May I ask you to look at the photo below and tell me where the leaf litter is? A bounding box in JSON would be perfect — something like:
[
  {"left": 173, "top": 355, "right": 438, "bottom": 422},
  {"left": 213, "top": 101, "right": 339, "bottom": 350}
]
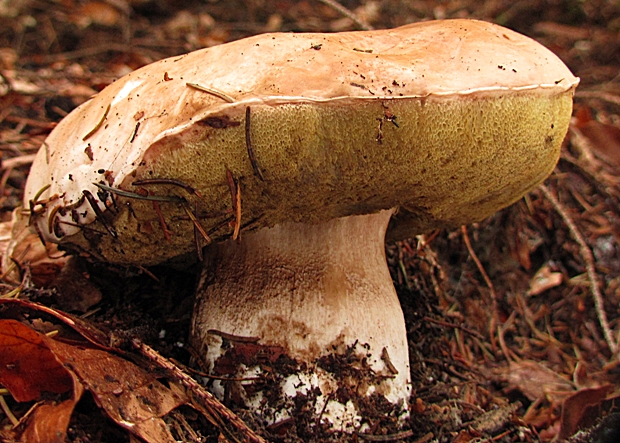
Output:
[{"left": 1, "top": 0, "right": 620, "bottom": 442}]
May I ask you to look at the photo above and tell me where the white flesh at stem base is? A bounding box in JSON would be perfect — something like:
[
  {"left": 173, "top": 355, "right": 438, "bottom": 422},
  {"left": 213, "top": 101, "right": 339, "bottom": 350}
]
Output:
[{"left": 191, "top": 208, "right": 411, "bottom": 430}]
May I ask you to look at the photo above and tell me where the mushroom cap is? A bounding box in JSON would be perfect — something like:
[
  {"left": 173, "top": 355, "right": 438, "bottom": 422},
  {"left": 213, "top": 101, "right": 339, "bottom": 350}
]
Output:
[{"left": 25, "top": 19, "right": 578, "bottom": 265}]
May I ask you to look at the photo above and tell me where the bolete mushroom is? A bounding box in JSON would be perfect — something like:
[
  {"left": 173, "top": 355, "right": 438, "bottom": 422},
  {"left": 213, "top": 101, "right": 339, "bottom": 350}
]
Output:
[{"left": 23, "top": 19, "right": 578, "bottom": 433}]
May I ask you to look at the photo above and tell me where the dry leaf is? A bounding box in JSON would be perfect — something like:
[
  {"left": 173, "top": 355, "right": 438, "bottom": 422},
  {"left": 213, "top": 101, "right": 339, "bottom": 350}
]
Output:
[
  {"left": 2, "top": 208, "right": 69, "bottom": 286},
  {"left": 0, "top": 298, "right": 110, "bottom": 348},
  {"left": 574, "top": 104, "right": 620, "bottom": 169},
  {"left": 46, "top": 338, "right": 186, "bottom": 443},
  {"left": 0, "top": 318, "right": 188, "bottom": 443},
  {"left": 558, "top": 385, "right": 615, "bottom": 440},
  {"left": 70, "top": 1, "right": 122, "bottom": 28},
  {"left": 0, "top": 319, "right": 83, "bottom": 443},
  {"left": 0, "top": 319, "right": 73, "bottom": 401},
  {"left": 19, "top": 386, "right": 84, "bottom": 443},
  {"left": 528, "top": 263, "right": 564, "bottom": 296},
  {"left": 496, "top": 360, "right": 574, "bottom": 402},
  {"left": 579, "top": 120, "right": 620, "bottom": 169}
]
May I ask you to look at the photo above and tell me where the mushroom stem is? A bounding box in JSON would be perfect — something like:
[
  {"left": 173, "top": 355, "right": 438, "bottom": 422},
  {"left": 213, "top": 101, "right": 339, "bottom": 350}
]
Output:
[{"left": 191, "top": 209, "right": 410, "bottom": 430}]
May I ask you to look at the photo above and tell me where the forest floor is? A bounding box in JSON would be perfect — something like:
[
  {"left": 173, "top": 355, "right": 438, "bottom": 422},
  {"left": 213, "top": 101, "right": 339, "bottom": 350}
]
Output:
[{"left": 1, "top": 1, "right": 620, "bottom": 442}]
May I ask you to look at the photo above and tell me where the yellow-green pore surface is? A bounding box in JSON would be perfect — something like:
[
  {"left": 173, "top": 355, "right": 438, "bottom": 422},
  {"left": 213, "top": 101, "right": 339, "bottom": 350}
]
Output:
[{"left": 68, "top": 91, "right": 572, "bottom": 265}]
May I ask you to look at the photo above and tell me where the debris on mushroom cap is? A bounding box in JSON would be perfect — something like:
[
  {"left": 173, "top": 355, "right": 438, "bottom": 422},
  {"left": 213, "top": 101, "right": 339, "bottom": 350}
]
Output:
[{"left": 24, "top": 19, "right": 579, "bottom": 265}]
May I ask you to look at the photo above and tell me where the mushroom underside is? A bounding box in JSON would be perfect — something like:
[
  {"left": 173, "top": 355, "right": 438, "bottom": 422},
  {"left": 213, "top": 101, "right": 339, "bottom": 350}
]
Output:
[{"left": 40, "top": 91, "right": 572, "bottom": 265}]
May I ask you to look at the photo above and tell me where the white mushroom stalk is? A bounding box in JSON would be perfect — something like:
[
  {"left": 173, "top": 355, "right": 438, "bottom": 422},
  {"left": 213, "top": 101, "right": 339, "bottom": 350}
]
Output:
[
  {"left": 193, "top": 209, "right": 409, "bottom": 429},
  {"left": 20, "top": 20, "right": 578, "bottom": 435}
]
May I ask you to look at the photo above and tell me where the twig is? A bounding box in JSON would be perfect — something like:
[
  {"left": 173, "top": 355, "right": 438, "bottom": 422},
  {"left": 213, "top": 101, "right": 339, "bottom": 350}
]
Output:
[
  {"left": 207, "top": 329, "right": 259, "bottom": 343},
  {"left": 423, "top": 316, "right": 485, "bottom": 340},
  {"left": 94, "top": 182, "right": 186, "bottom": 203},
  {"left": 132, "top": 178, "right": 203, "bottom": 198},
  {"left": 1, "top": 154, "right": 37, "bottom": 170},
  {"left": 461, "top": 225, "right": 499, "bottom": 349},
  {"left": 0, "top": 154, "right": 38, "bottom": 197},
  {"left": 357, "top": 429, "right": 415, "bottom": 441},
  {"left": 83, "top": 190, "right": 117, "bottom": 237},
  {"left": 3, "top": 115, "right": 57, "bottom": 129},
  {"left": 24, "top": 43, "right": 163, "bottom": 64},
  {"left": 152, "top": 200, "right": 171, "bottom": 242},
  {"left": 411, "top": 432, "right": 434, "bottom": 443},
  {"left": 316, "top": 0, "right": 373, "bottom": 30},
  {"left": 183, "top": 203, "right": 211, "bottom": 260},
  {"left": 132, "top": 340, "right": 268, "bottom": 443},
  {"left": 226, "top": 170, "right": 241, "bottom": 241},
  {"left": 539, "top": 184, "right": 618, "bottom": 356},
  {"left": 245, "top": 107, "right": 264, "bottom": 181},
  {"left": 575, "top": 90, "right": 620, "bottom": 107}
]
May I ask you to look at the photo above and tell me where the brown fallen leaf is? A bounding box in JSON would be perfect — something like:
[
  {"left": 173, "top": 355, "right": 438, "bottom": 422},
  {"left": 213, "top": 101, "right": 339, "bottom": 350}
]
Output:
[
  {"left": 557, "top": 385, "right": 615, "bottom": 441},
  {"left": 19, "top": 385, "right": 84, "bottom": 443},
  {"left": 574, "top": 104, "right": 620, "bottom": 169},
  {"left": 0, "top": 319, "right": 82, "bottom": 443},
  {"left": 0, "top": 319, "right": 187, "bottom": 443},
  {"left": 2, "top": 208, "right": 69, "bottom": 287},
  {"left": 46, "top": 338, "right": 186, "bottom": 443},
  {"left": 49, "top": 257, "right": 102, "bottom": 313},
  {"left": 0, "top": 319, "right": 73, "bottom": 401},
  {"left": 0, "top": 298, "right": 110, "bottom": 349},
  {"left": 495, "top": 360, "right": 574, "bottom": 403},
  {"left": 70, "top": 1, "right": 123, "bottom": 28}
]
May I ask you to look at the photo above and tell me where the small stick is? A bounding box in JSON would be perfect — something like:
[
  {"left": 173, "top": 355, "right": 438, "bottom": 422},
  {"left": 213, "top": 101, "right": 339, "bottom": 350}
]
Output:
[
  {"left": 176, "top": 361, "right": 261, "bottom": 382},
  {"left": 136, "top": 265, "right": 160, "bottom": 282},
  {"left": 83, "top": 190, "right": 117, "bottom": 237},
  {"left": 94, "top": 182, "right": 186, "bottom": 203},
  {"left": 245, "top": 107, "right": 264, "bottom": 181},
  {"left": 207, "top": 329, "right": 260, "bottom": 344},
  {"left": 152, "top": 201, "right": 171, "bottom": 242},
  {"left": 461, "top": 225, "right": 498, "bottom": 350},
  {"left": 380, "top": 347, "right": 398, "bottom": 375},
  {"left": 207, "top": 215, "right": 235, "bottom": 237},
  {"left": 182, "top": 203, "right": 212, "bottom": 246},
  {"left": 186, "top": 82, "right": 235, "bottom": 103},
  {"left": 129, "top": 121, "right": 140, "bottom": 143},
  {"left": 233, "top": 179, "right": 241, "bottom": 241},
  {"left": 423, "top": 316, "right": 486, "bottom": 340},
  {"left": 412, "top": 432, "right": 435, "bottom": 443},
  {"left": 131, "top": 340, "right": 267, "bottom": 443},
  {"left": 82, "top": 103, "right": 111, "bottom": 141},
  {"left": 0, "top": 154, "right": 37, "bottom": 198},
  {"left": 225, "top": 170, "right": 242, "bottom": 241},
  {"left": 575, "top": 90, "right": 620, "bottom": 107},
  {"left": 539, "top": 184, "right": 618, "bottom": 356},
  {"left": 188, "top": 205, "right": 203, "bottom": 261},
  {"left": 316, "top": 0, "right": 373, "bottom": 30},
  {"left": 357, "top": 429, "right": 415, "bottom": 441},
  {"left": 3, "top": 115, "right": 58, "bottom": 129},
  {"left": 57, "top": 220, "right": 107, "bottom": 235},
  {"left": 132, "top": 178, "right": 203, "bottom": 198}
]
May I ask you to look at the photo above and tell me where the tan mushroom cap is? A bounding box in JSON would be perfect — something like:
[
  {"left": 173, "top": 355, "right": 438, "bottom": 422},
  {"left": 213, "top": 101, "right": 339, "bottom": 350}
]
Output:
[{"left": 25, "top": 19, "right": 578, "bottom": 265}]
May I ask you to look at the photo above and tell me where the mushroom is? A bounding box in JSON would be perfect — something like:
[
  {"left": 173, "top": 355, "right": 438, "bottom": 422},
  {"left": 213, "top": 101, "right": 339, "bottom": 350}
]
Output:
[{"left": 23, "top": 20, "right": 578, "bottom": 433}]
